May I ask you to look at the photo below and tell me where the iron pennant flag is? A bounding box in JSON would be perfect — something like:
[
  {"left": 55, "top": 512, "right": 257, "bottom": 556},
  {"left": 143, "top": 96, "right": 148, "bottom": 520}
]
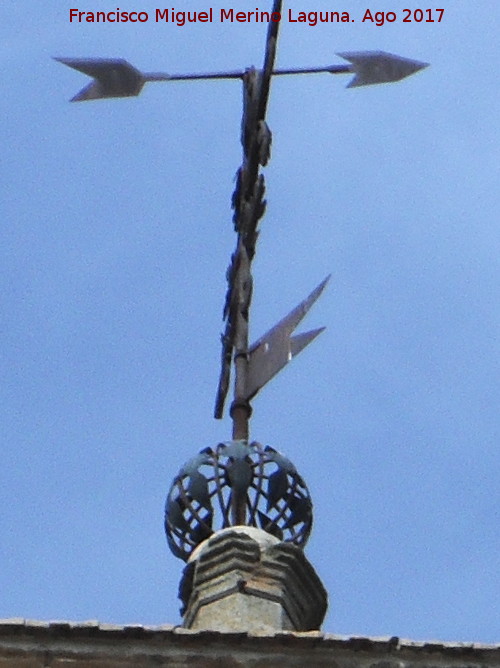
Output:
[{"left": 244, "top": 275, "right": 330, "bottom": 401}]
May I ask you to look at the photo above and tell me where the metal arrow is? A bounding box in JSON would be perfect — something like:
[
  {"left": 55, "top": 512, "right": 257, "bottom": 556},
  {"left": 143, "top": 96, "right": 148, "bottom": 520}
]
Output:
[
  {"left": 337, "top": 51, "right": 429, "bottom": 88},
  {"left": 53, "top": 57, "right": 150, "bottom": 101},
  {"left": 54, "top": 51, "right": 429, "bottom": 102}
]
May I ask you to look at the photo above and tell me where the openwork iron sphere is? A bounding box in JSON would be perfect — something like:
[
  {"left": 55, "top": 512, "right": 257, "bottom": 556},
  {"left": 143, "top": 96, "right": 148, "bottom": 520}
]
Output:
[{"left": 165, "top": 440, "right": 313, "bottom": 561}]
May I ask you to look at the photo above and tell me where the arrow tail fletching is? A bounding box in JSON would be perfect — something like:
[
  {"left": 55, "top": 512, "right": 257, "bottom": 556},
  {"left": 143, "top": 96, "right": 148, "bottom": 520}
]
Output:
[{"left": 55, "top": 56, "right": 145, "bottom": 101}]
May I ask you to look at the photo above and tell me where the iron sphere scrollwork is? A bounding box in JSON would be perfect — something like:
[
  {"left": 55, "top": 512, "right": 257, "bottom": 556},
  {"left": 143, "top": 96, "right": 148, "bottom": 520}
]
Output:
[{"left": 164, "top": 440, "right": 313, "bottom": 561}]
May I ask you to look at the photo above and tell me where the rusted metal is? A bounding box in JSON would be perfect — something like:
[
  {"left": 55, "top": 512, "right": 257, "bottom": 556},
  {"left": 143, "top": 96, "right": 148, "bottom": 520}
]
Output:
[
  {"left": 165, "top": 441, "right": 313, "bottom": 561},
  {"left": 214, "top": 0, "right": 283, "bottom": 423},
  {"left": 230, "top": 241, "right": 252, "bottom": 441},
  {"left": 212, "top": 3, "right": 286, "bottom": 538}
]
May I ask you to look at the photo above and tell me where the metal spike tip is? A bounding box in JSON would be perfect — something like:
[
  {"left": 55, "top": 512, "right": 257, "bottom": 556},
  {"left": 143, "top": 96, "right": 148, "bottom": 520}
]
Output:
[{"left": 337, "top": 51, "right": 429, "bottom": 88}]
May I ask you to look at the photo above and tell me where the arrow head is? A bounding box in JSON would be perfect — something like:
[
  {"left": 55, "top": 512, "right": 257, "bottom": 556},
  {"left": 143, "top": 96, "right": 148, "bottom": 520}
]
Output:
[
  {"left": 337, "top": 51, "right": 429, "bottom": 88},
  {"left": 54, "top": 57, "right": 146, "bottom": 101}
]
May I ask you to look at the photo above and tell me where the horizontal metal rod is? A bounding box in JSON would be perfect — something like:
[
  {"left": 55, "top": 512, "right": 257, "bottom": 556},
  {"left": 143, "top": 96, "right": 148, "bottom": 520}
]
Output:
[
  {"left": 273, "top": 64, "right": 351, "bottom": 76},
  {"left": 145, "top": 64, "right": 351, "bottom": 83}
]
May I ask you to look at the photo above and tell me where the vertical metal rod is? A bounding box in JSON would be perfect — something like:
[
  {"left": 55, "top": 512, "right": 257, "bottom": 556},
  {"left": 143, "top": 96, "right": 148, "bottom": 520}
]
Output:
[{"left": 228, "top": 0, "right": 283, "bottom": 524}]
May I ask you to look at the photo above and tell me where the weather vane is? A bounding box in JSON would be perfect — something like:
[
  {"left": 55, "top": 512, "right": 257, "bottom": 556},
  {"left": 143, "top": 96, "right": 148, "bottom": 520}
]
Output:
[{"left": 56, "top": 0, "right": 428, "bottom": 564}]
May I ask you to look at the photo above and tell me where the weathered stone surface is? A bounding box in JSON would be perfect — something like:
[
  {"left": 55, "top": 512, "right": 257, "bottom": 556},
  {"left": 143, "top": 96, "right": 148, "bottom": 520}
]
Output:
[
  {"left": 180, "top": 527, "right": 328, "bottom": 632},
  {"left": 0, "top": 621, "right": 499, "bottom": 668}
]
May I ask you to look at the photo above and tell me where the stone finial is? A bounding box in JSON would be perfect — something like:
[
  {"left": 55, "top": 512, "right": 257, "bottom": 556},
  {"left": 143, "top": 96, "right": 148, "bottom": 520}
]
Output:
[{"left": 179, "top": 527, "right": 328, "bottom": 633}]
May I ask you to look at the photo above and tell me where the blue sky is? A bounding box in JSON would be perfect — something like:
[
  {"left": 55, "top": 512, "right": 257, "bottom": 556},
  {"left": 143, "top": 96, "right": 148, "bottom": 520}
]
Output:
[{"left": 1, "top": 0, "right": 499, "bottom": 643}]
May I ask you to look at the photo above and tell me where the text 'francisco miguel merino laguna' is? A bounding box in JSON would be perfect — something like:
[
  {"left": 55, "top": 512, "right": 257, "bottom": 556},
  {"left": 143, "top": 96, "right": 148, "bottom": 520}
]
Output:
[{"left": 69, "top": 8, "right": 354, "bottom": 25}]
